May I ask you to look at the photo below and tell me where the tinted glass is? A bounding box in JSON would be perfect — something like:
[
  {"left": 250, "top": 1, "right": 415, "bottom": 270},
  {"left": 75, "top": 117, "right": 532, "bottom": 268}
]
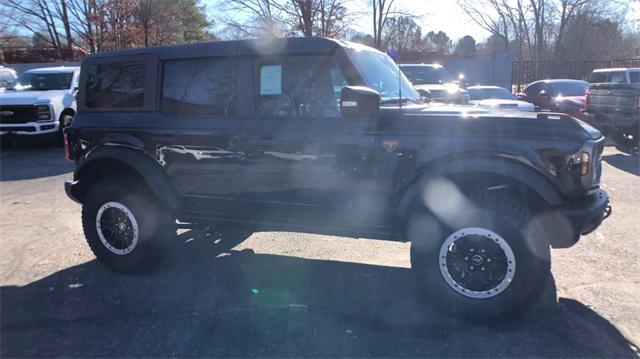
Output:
[
  {"left": 254, "top": 55, "right": 347, "bottom": 118},
  {"left": 468, "top": 87, "right": 514, "bottom": 100},
  {"left": 85, "top": 62, "right": 145, "bottom": 108},
  {"left": 162, "top": 58, "right": 236, "bottom": 117},
  {"left": 11, "top": 72, "right": 73, "bottom": 91},
  {"left": 630, "top": 71, "right": 640, "bottom": 84},
  {"left": 589, "top": 72, "right": 607, "bottom": 83},
  {"left": 400, "top": 66, "right": 453, "bottom": 85},
  {"left": 550, "top": 81, "right": 588, "bottom": 97}
]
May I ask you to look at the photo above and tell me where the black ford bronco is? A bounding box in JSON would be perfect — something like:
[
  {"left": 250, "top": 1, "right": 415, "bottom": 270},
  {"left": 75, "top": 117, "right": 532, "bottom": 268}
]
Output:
[{"left": 64, "top": 38, "right": 610, "bottom": 317}]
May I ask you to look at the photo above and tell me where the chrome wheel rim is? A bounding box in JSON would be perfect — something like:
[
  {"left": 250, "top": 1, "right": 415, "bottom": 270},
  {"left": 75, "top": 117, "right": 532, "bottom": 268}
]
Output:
[
  {"left": 96, "top": 201, "right": 139, "bottom": 255},
  {"left": 438, "top": 227, "right": 516, "bottom": 299}
]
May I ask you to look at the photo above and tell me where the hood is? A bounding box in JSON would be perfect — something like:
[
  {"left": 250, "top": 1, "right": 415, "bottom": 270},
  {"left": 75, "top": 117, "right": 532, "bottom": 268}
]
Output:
[
  {"left": 470, "top": 99, "right": 535, "bottom": 111},
  {"left": 0, "top": 90, "right": 69, "bottom": 105},
  {"left": 415, "top": 104, "right": 601, "bottom": 140}
]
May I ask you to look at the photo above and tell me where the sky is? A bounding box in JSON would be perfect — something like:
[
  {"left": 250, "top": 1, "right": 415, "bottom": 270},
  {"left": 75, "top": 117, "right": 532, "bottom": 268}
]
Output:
[
  {"left": 204, "top": 0, "right": 493, "bottom": 41},
  {"left": 346, "top": 0, "right": 492, "bottom": 41}
]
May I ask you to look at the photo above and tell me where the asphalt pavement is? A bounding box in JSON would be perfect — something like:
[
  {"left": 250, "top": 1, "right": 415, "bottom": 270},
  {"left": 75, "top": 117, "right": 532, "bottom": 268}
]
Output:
[{"left": 0, "top": 143, "right": 638, "bottom": 357}]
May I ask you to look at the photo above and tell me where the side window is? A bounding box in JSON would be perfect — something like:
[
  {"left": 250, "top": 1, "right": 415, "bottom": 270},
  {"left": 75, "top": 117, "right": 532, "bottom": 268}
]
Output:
[
  {"left": 161, "top": 57, "right": 237, "bottom": 117},
  {"left": 630, "top": 71, "right": 640, "bottom": 84},
  {"left": 85, "top": 61, "right": 145, "bottom": 108},
  {"left": 254, "top": 55, "right": 347, "bottom": 118}
]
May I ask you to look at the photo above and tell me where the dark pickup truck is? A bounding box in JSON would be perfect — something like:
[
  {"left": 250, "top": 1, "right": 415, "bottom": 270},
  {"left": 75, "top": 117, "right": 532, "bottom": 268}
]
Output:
[
  {"left": 585, "top": 83, "right": 640, "bottom": 154},
  {"left": 64, "top": 37, "right": 610, "bottom": 318}
]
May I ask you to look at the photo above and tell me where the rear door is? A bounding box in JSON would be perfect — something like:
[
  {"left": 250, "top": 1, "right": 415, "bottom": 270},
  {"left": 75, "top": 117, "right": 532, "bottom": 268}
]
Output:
[
  {"left": 155, "top": 45, "right": 244, "bottom": 218},
  {"left": 239, "top": 52, "right": 385, "bottom": 228}
]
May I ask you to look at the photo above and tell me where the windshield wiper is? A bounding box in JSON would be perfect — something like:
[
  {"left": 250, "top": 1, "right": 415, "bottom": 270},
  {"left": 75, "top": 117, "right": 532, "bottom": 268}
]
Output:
[{"left": 380, "top": 97, "right": 421, "bottom": 105}]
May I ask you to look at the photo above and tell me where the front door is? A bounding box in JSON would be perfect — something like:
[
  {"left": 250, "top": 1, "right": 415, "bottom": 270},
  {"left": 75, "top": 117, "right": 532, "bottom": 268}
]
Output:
[{"left": 240, "top": 53, "right": 386, "bottom": 229}]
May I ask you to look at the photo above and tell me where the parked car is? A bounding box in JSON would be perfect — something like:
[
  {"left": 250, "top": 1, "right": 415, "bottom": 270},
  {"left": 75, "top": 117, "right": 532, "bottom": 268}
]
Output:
[
  {"left": 584, "top": 76, "right": 640, "bottom": 153},
  {"left": 399, "top": 64, "right": 470, "bottom": 104},
  {"left": 64, "top": 38, "right": 610, "bottom": 319},
  {"left": 516, "top": 79, "right": 589, "bottom": 120},
  {"left": 0, "top": 66, "right": 80, "bottom": 141},
  {"left": 589, "top": 67, "right": 640, "bottom": 84},
  {"left": 0, "top": 66, "right": 17, "bottom": 93},
  {"left": 468, "top": 85, "right": 535, "bottom": 111}
]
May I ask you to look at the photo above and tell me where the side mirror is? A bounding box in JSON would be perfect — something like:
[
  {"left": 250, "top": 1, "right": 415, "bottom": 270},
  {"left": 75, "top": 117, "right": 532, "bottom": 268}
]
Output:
[
  {"left": 340, "top": 86, "right": 380, "bottom": 118},
  {"left": 516, "top": 93, "right": 527, "bottom": 101}
]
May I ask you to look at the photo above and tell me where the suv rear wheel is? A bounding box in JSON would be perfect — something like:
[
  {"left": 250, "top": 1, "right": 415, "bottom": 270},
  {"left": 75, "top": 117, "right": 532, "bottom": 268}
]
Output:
[
  {"left": 82, "top": 176, "right": 175, "bottom": 273},
  {"left": 407, "top": 192, "right": 551, "bottom": 318}
]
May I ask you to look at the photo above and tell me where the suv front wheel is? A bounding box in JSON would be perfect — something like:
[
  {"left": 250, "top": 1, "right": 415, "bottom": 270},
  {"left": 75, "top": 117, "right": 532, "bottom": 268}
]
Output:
[
  {"left": 407, "top": 192, "right": 551, "bottom": 318},
  {"left": 82, "top": 176, "right": 175, "bottom": 273}
]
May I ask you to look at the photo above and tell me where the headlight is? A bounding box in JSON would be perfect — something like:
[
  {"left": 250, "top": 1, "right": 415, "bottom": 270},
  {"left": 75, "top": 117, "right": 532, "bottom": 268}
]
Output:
[
  {"left": 36, "top": 104, "right": 51, "bottom": 121},
  {"left": 570, "top": 151, "right": 590, "bottom": 175}
]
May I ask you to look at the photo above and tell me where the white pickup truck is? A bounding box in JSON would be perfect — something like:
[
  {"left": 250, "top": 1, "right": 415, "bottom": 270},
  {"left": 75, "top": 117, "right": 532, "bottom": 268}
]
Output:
[{"left": 0, "top": 66, "right": 80, "bottom": 140}]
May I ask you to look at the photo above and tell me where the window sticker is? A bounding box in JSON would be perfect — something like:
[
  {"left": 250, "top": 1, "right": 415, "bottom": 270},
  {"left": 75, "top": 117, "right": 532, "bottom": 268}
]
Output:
[{"left": 260, "top": 65, "right": 282, "bottom": 95}]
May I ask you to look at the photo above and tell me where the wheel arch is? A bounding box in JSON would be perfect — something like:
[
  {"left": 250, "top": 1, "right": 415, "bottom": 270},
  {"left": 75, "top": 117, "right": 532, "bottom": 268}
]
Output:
[
  {"left": 396, "top": 156, "right": 564, "bottom": 220},
  {"left": 59, "top": 108, "right": 76, "bottom": 119},
  {"left": 73, "top": 146, "right": 181, "bottom": 211}
]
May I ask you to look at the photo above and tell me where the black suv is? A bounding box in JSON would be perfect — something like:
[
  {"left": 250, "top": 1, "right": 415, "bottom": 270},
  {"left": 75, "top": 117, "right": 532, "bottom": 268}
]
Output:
[{"left": 64, "top": 38, "right": 610, "bottom": 317}]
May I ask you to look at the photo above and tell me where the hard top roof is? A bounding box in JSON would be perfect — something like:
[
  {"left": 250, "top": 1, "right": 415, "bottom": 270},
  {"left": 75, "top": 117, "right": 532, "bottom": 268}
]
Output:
[
  {"left": 592, "top": 67, "right": 639, "bottom": 72},
  {"left": 84, "top": 37, "right": 382, "bottom": 61}
]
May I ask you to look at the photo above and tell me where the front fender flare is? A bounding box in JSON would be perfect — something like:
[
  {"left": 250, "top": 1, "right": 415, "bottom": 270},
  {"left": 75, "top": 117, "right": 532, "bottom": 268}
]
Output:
[{"left": 396, "top": 157, "right": 564, "bottom": 218}]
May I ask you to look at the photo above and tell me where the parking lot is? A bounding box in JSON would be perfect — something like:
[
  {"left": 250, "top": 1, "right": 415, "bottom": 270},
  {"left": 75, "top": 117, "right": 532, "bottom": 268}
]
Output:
[{"left": 0, "top": 144, "right": 638, "bottom": 357}]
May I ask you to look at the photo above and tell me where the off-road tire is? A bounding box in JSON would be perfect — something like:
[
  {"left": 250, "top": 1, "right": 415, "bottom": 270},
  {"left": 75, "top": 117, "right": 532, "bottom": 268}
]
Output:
[
  {"left": 408, "top": 191, "right": 551, "bottom": 319},
  {"left": 611, "top": 126, "right": 640, "bottom": 155},
  {"left": 82, "top": 176, "right": 176, "bottom": 273}
]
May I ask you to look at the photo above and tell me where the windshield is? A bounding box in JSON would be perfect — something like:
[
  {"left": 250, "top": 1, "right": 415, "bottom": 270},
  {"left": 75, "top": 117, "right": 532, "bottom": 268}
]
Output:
[
  {"left": 349, "top": 50, "right": 421, "bottom": 103},
  {"left": 400, "top": 65, "right": 453, "bottom": 85},
  {"left": 0, "top": 70, "right": 16, "bottom": 86},
  {"left": 10, "top": 72, "right": 73, "bottom": 91},
  {"left": 550, "top": 81, "right": 588, "bottom": 97},
  {"left": 468, "top": 87, "right": 515, "bottom": 101}
]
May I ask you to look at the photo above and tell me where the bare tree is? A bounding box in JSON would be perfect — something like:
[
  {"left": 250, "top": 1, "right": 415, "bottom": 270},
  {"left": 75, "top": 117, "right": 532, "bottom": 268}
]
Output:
[
  {"left": 371, "top": 0, "right": 397, "bottom": 49},
  {"left": 221, "top": 0, "right": 282, "bottom": 37}
]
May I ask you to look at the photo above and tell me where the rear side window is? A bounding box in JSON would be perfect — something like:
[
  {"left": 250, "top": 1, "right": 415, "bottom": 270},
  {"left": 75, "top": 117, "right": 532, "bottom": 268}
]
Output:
[
  {"left": 630, "top": 71, "right": 640, "bottom": 84},
  {"left": 161, "top": 58, "right": 237, "bottom": 117},
  {"left": 85, "top": 61, "right": 145, "bottom": 108},
  {"left": 590, "top": 72, "right": 607, "bottom": 83}
]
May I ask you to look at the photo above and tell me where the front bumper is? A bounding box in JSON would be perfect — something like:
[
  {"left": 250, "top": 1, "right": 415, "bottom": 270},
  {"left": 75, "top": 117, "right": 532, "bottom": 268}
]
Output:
[
  {"left": 0, "top": 121, "right": 59, "bottom": 136},
  {"left": 551, "top": 189, "right": 611, "bottom": 248},
  {"left": 65, "top": 180, "right": 83, "bottom": 204}
]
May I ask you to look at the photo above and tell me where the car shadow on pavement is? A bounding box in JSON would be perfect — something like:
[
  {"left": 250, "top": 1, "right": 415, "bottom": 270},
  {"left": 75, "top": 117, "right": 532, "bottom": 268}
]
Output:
[
  {"left": 1, "top": 227, "right": 637, "bottom": 357},
  {"left": 603, "top": 153, "right": 640, "bottom": 177},
  {"left": 0, "top": 143, "right": 72, "bottom": 181}
]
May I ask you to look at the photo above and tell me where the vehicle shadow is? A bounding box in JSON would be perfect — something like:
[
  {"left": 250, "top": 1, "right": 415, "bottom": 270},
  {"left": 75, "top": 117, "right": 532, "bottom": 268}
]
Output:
[
  {"left": 603, "top": 153, "right": 640, "bottom": 177},
  {"left": 1, "top": 228, "right": 637, "bottom": 357},
  {"left": 0, "top": 143, "right": 72, "bottom": 181}
]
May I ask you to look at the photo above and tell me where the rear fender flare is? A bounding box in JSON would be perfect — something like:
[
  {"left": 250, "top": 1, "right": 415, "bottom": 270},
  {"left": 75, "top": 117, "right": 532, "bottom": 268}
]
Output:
[{"left": 74, "top": 146, "right": 181, "bottom": 211}]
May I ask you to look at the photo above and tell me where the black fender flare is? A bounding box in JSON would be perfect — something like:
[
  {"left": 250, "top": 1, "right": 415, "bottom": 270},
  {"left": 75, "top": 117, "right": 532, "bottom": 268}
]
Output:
[
  {"left": 396, "top": 157, "right": 564, "bottom": 218},
  {"left": 73, "top": 146, "right": 181, "bottom": 211}
]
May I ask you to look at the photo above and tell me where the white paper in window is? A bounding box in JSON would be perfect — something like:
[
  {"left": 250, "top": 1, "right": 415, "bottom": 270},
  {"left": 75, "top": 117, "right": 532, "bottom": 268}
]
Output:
[{"left": 260, "top": 65, "right": 282, "bottom": 95}]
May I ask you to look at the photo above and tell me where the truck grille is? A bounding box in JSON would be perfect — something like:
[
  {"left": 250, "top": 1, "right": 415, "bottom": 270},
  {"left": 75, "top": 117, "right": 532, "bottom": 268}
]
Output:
[{"left": 0, "top": 105, "right": 37, "bottom": 124}]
